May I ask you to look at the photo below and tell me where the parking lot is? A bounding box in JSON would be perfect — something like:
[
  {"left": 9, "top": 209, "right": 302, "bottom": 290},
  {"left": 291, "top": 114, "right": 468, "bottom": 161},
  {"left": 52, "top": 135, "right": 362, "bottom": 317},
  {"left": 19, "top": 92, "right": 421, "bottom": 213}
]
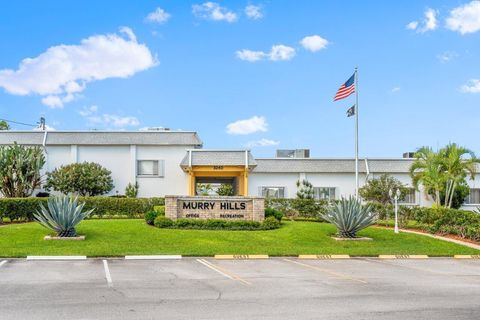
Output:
[{"left": 0, "top": 257, "right": 479, "bottom": 319}]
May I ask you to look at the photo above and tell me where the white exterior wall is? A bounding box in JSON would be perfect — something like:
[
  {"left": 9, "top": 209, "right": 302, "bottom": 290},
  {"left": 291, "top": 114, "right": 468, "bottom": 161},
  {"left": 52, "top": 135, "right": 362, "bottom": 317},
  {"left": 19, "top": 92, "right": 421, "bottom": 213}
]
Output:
[
  {"left": 136, "top": 146, "right": 189, "bottom": 197},
  {"left": 43, "top": 146, "right": 72, "bottom": 174},
  {"left": 248, "top": 171, "right": 437, "bottom": 208},
  {"left": 248, "top": 173, "right": 300, "bottom": 198},
  {"left": 461, "top": 175, "right": 480, "bottom": 211},
  {"left": 77, "top": 146, "right": 131, "bottom": 195},
  {"left": 39, "top": 144, "right": 192, "bottom": 197}
]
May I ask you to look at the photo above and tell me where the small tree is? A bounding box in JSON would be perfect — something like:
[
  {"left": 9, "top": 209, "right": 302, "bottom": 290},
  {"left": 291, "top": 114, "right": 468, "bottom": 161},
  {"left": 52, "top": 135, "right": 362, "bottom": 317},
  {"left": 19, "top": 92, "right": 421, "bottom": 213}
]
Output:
[
  {"left": 125, "top": 182, "right": 139, "bottom": 198},
  {"left": 0, "top": 143, "right": 45, "bottom": 197},
  {"left": 296, "top": 180, "right": 314, "bottom": 199},
  {"left": 359, "top": 174, "right": 407, "bottom": 205},
  {"left": 0, "top": 120, "right": 10, "bottom": 130},
  {"left": 196, "top": 183, "right": 212, "bottom": 196},
  {"left": 45, "top": 162, "right": 114, "bottom": 196},
  {"left": 217, "top": 184, "right": 234, "bottom": 196}
]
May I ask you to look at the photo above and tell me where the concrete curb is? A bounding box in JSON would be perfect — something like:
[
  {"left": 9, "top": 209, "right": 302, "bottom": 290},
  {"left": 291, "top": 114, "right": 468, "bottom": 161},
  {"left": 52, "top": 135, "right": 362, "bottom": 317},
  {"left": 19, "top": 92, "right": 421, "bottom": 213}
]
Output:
[
  {"left": 26, "top": 256, "right": 87, "bottom": 261},
  {"left": 214, "top": 255, "right": 269, "bottom": 260},
  {"left": 125, "top": 255, "right": 182, "bottom": 260},
  {"left": 298, "top": 255, "right": 350, "bottom": 259},
  {"left": 378, "top": 255, "right": 429, "bottom": 259},
  {"left": 454, "top": 255, "right": 480, "bottom": 259}
]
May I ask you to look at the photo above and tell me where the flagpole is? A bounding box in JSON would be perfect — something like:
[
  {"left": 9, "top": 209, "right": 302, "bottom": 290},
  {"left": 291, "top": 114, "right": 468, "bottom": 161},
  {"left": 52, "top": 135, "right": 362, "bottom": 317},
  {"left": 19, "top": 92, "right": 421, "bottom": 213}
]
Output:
[{"left": 354, "top": 67, "right": 359, "bottom": 198}]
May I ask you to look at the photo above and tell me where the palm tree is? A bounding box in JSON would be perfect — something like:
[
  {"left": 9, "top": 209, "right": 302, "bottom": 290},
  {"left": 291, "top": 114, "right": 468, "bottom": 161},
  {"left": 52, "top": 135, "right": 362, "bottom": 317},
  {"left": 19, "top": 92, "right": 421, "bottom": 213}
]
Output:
[
  {"left": 440, "top": 143, "right": 479, "bottom": 208},
  {"left": 409, "top": 147, "right": 445, "bottom": 207}
]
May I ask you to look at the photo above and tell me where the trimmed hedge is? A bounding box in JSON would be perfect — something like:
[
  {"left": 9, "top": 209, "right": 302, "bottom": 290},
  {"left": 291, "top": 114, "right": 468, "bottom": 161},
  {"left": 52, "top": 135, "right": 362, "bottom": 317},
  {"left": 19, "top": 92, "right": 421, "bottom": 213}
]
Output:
[
  {"left": 0, "top": 197, "right": 164, "bottom": 221},
  {"left": 153, "top": 216, "right": 281, "bottom": 230},
  {"left": 265, "top": 198, "right": 332, "bottom": 220}
]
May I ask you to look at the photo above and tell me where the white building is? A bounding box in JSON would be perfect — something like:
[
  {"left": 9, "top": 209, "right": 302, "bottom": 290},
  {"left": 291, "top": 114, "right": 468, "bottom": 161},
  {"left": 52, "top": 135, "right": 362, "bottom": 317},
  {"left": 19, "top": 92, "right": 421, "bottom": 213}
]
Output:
[{"left": 1, "top": 130, "right": 479, "bottom": 210}]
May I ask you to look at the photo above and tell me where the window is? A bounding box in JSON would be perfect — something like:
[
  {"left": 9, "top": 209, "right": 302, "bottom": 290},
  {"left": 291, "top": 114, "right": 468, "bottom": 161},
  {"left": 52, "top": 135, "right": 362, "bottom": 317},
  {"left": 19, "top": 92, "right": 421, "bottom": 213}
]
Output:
[
  {"left": 465, "top": 188, "right": 480, "bottom": 205},
  {"left": 400, "top": 188, "right": 416, "bottom": 204},
  {"left": 260, "top": 187, "right": 285, "bottom": 198},
  {"left": 313, "top": 187, "right": 336, "bottom": 200},
  {"left": 137, "top": 160, "right": 164, "bottom": 177}
]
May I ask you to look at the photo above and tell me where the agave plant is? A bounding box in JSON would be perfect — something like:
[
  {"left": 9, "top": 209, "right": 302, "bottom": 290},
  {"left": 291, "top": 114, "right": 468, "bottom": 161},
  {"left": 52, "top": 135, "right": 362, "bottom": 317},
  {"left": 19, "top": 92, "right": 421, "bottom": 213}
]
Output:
[
  {"left": 33, "top": 196, "right": 94, "bottom": 237},
  {"left": 321, "top": 196, "right": 377, "bottom": 238}
]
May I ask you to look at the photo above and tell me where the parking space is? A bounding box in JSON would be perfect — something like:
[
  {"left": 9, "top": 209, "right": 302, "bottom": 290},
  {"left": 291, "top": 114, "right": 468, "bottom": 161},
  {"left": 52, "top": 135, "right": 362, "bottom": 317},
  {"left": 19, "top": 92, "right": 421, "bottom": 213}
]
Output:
[{"left": 0, "top": 258, "right": 479, "bottom": 319}]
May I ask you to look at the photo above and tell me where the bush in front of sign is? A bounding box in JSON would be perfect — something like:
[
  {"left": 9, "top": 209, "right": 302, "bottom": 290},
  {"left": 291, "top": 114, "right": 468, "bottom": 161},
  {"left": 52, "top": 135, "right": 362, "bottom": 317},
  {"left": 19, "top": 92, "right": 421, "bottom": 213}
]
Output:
[
  {"left": 151, "top": 217, "right": 281, "bottom": 230},
  {"left": 145, "top": 211, "right": 158, "bottom": 225},
  {"left": 154, "top": 216, "right": 174, "bottom": 228},
  {"left": 261, "top": 217, "right": 281, "bottom": 230},
  {"left": 264, "top": 208, "right": 283, "bottom": 221}
]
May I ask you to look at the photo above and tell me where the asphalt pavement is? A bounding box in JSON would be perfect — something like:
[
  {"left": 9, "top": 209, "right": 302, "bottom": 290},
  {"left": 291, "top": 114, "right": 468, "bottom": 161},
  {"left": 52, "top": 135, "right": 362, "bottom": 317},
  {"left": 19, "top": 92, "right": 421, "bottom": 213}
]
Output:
[{"left": 0, "top": 257, "right": 479, "bottom": 319}]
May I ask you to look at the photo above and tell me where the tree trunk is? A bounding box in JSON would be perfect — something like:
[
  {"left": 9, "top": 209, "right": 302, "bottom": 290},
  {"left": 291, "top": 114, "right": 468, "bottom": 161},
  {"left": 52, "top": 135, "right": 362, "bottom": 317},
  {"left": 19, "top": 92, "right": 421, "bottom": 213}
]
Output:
[
  {"left": 444, "top": 180, "right": 452, "bottom": 208},
  {"left": 448, "top": 181, "right": 457, "bottom": 209}
]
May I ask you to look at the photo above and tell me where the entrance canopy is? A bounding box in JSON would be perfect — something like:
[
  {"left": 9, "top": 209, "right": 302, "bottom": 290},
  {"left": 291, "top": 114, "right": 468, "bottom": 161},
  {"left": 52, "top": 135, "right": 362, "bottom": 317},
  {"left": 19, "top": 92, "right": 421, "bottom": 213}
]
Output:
[{"left": 180, "top": 150, "right": 257, "bottom": 196}]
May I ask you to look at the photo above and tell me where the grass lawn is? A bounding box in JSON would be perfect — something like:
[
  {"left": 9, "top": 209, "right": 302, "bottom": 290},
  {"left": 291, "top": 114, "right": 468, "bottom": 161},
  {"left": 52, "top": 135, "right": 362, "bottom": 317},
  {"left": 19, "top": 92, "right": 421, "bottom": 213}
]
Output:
[{"left": 0, "top": 219, "right": 478, "bottom": 257}]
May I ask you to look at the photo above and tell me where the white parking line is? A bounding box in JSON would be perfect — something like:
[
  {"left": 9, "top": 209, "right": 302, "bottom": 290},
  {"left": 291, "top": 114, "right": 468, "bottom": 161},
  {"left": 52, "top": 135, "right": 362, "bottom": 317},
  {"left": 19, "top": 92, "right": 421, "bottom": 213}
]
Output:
[
  {"left": 103, "top": 259, "right": 113, "bottom": 287},
  {"left": 125, "top": 255, "right": 182, "bottom": 260},
  {"left": 27, "top": 256, "right": 87, "bottom": 261},
  {"left": 0, "top": 260, "right": 7, "bottom": 268},
  {"left": 196, "top": 258, "right": 251, "bottom": 285}
]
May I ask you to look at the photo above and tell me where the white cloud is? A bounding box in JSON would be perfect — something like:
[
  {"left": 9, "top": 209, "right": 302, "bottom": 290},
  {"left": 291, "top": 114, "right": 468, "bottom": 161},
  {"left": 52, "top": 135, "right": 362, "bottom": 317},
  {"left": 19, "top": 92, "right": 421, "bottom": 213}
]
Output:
[
  {"left": 78, "top": 105, "right": 140, "bottom": 127},
  {"left": 192, "top": 2, "right": 238, "bottom": 22},
  {"left": 269, "top": 45, "right": 296, "bottom": 61},
  {"left": 245, "top": 138, "right": 279, "bottom": 148},
  {"left": 245, "top": 4, "right": 263, "bottom": 20},
  {"left": 461, "top": 79, "right": 480, "bottom": 93},
  {"left": 437, "top": 51, "right": 458, "bottom": 63},
  {"left": 406, "top": 21, "right": 419, "bottom": 30},
  {"left": 391, "top": 87, "right": 401, "bottom": 93},
  {"left": 236, "top": 44, "right": 296, "bottom": 62},
  {"left": 145, "top": 7, "right": 171, "bottom": 24},
  {"left": 226, "top": 116, "right": 267, "bottom": 135},
  {"left": 236, "top": 49, "right": 266, "bottom": 62},
  {"left": 41, "top": 95, "right": 64, "bottom": 109},
  {"left": 407, "top": 8, "right": 438, "bottom": 33},
  {"left": 0, "top": 27, "right": 157, "bottom": 108},
  {"left": 78, "top": 105, "right": 98, "bottom": 116},
  {"left": 300, "top": 35, "right": 329, "bottom": 52},
  {"left": 446, "top": 1, "right": 480, "bottom": 34}
]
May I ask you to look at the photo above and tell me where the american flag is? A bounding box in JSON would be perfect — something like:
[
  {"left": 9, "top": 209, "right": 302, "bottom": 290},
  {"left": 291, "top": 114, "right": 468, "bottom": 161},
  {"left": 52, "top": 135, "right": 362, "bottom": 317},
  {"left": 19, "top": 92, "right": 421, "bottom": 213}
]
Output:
[{"left": 333, "top": 73, "right": 355, "bottom": 101}]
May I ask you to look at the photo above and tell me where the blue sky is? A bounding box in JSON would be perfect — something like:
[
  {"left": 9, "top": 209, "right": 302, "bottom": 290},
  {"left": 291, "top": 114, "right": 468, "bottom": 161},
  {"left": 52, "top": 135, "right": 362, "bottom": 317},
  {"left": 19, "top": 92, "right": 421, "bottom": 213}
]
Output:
[{"left": 1, "top": 1, "right": 480, "bottom": 157}]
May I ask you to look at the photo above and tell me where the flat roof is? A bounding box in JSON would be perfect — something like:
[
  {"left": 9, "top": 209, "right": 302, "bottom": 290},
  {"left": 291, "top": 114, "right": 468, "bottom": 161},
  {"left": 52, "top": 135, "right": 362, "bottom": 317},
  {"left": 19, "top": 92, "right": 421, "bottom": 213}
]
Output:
[{"left": 0, "top": 131, "right": 203, "bottom": 146}]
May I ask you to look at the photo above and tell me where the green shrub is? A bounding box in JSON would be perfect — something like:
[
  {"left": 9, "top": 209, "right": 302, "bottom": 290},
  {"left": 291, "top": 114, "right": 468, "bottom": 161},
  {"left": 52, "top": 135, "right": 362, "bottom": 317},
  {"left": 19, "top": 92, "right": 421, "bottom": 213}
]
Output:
[
  {"left": 154, "top": 216, "right": 174, "bottom": 228},
  {"left": 45, "top": 162, "right": 114, "bottom": 196},
  {"left": 265, "top": 198, "right": 331, "bottom": 219},
  {"left": 262, "top": 216, "right": 281, "bottom": 230},
  {"left": 216, "top": 184, "right": 234, "bottom": 196},
  {"left": 125, "top": 182, "right": 139, "bottom": 198},
  {"left": 373, "top": 203, "right": 480, "bottom": 242},
  {"left": 153, "top": 218, "right": 278, "bottom": 230},
  {"left": 265, "top": 207, "right": 283, "bottom": 221},
  {"left": 154, "top": 205, "right": 165, "bottom": 216},
  {"left": 144, "top": 211, "right": 158, "bottom": 225},
  {"left": 0, "top": 197, "right": 165, "bottom": 221}
]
